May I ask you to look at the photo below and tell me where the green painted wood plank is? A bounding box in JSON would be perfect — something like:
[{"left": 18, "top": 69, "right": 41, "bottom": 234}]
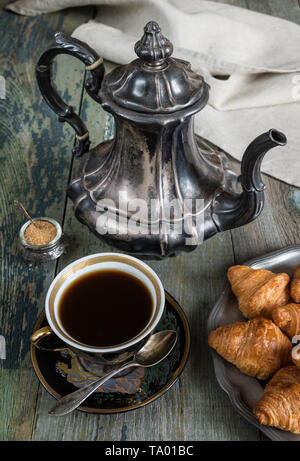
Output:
[{"left": 0, "top": 7, "right": 93, "bottom": 441}]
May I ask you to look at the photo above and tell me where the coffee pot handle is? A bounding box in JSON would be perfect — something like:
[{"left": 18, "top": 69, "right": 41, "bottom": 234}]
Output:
[{"left": 36, "top": 32, "right": 105, "bottom": 156}]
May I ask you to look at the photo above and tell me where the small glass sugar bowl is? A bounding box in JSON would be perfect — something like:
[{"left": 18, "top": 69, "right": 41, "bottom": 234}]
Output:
[{"left": 18, "top": 217, "right": 67, "bottom": 264}]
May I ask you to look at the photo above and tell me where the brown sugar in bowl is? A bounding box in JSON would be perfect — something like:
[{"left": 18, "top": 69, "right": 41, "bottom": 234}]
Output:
[
  {"left": 24, "top": 220, "right": 57, "bottom": 246},
  {"left": 18, "top": 217, "right": 66, "bottom": 263}
]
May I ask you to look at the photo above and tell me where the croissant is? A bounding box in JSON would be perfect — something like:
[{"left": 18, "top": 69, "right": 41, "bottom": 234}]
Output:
[
  {"left": 291, "top": 262, "right": 300, "bottom": 303},
  {"left": 254, "top": 365, "right": 300, "bottom": 433},
  {"left": 208, "top": 317, "right": 291, "bottom": 380},
  {"left": 272, "top": 303, "right": 300, "bottom": 339},
  {"left": 227, "top": 265, "right": 290, "bottom": 319}
]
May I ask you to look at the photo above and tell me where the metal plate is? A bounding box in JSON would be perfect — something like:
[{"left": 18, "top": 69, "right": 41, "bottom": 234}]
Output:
[{"left": 207, "top": 245, "right": 300, "bottom": 441}]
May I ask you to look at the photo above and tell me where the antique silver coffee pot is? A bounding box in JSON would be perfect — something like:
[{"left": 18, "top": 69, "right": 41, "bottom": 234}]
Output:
[{"left": 36, "top": 21, "right": 287, "bottom": 258}]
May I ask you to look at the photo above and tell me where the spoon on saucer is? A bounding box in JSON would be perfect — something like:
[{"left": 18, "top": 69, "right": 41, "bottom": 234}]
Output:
[{"left": 48, "top": 330, "right": 177, "bottom": 416}]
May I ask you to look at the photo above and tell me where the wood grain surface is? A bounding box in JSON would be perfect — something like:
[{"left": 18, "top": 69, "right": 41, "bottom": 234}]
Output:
[{"left": 0, "top": 0, "right": 299, "bottom": 441}]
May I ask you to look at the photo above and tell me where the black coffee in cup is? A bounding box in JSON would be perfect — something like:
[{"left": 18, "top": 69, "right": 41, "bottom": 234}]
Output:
[{"left": 58, "top": 269, "right": 153, "bottom": 347}]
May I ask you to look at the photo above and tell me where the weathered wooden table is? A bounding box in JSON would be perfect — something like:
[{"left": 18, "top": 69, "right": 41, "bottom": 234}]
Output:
[{"left": 0, "top": 0, "right": 299, "bottom": 441}]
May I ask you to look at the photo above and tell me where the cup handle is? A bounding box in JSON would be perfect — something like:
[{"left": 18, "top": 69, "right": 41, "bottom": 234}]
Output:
[{"left": 30, "top": 326, "right": 68, "bottom": 352}]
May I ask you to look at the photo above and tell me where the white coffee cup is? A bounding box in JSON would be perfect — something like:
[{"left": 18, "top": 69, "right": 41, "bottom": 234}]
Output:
[{"left": 31, "top": 253, "right": 165, "bottom": 365}]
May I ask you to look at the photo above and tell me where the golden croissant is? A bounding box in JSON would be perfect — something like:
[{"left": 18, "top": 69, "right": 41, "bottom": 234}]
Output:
[
  {"left": 227, "top": 265, "right": 290, "bottom": 319},
  {"left": 291, "top": 262, "right": 300, "bottom": 303},
  {"left": 208, "top": 317, "right": 291, "bottom": 380},
  {"left": 254, "top": 365, "right": 300, "bottom": 433},
  {"left": 272, "top": 303, "right": 300, "bottom": 339}
]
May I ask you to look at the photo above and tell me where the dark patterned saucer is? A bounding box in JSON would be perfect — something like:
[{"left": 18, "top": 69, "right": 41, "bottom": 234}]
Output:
[{"left": 30, "top": 291, "right": 190, "bottom": 414}]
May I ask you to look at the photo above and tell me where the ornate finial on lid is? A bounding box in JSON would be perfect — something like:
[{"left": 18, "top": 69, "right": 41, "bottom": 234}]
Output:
[{"left": 134, "top": 21, "right": 173, "bottom": 64}]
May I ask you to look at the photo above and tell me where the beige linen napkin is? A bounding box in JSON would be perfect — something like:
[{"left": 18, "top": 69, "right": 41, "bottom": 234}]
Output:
[{"left": 7, "top": 0, "right": 300, "bottom": 187}]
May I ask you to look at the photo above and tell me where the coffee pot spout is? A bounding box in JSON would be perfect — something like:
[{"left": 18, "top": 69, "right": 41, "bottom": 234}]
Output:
[{"left": 212, "top": 129, "right": 287, "bottom": 232}]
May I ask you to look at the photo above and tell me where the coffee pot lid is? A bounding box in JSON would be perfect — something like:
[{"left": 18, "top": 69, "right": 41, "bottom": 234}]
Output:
[{"left": 101, "top": 21, "right": 208, "bottom": 114}]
